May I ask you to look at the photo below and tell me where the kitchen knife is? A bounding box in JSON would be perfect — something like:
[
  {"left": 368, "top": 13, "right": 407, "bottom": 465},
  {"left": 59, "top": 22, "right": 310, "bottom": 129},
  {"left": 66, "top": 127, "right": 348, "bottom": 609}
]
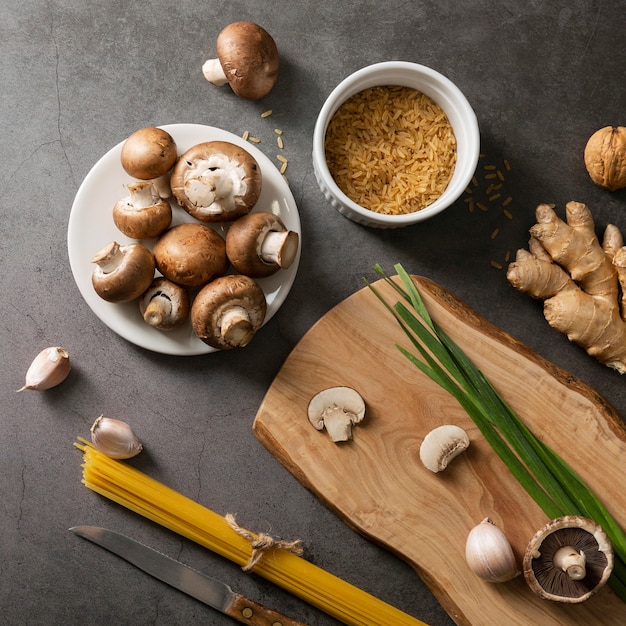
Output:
[{"left": 70, "top": 526, "right": 306, "bottom": 626}]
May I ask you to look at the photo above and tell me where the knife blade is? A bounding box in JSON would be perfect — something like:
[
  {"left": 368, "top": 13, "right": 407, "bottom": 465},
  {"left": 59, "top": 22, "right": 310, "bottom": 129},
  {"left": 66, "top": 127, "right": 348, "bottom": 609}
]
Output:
[{"left": 70, "top": 526, "right": 306, "bottom": 626}]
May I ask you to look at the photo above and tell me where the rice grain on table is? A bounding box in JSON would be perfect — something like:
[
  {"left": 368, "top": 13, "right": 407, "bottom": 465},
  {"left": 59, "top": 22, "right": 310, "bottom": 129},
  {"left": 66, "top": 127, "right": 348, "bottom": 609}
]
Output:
[{"left": 324, "top": 86, "right": 456, "bottom": 215}]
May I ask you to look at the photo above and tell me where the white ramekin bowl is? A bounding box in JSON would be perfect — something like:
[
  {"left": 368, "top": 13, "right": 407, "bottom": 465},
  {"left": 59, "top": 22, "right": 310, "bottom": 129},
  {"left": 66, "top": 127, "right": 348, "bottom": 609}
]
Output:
[{"left": 312, "top": 61, "right": 480, "bottom": 228}]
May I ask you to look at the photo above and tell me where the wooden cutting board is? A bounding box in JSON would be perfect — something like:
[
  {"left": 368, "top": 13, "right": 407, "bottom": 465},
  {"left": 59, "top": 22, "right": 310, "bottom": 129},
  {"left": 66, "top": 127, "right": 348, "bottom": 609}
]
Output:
[{"left": 253, "top": 277, "right": 626, "bottom": 625}]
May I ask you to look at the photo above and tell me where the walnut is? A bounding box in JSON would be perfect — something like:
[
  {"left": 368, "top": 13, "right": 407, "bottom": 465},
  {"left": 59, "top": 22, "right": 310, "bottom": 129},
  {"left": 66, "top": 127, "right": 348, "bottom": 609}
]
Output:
[{"left": 584, "top": 126, "right": 626, "bottom": 191}]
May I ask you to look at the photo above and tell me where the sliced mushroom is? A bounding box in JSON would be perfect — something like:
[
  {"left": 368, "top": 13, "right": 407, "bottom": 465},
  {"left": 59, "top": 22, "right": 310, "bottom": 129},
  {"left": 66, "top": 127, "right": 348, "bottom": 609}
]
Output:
[
  {"left": 307, "top": 387, "right": 366, "bottom": 443},
  {"left": 91, "top": 241, "right": 155, "bottom": 303},
  {"left": 523, "top": 516, "right": 614, "bottom": 603},
  {"left": 170, "top": 141, "right": 262, "bottom": 223},
  {"left": 419, "top": 424, "right": 470, "bottom": 473},
  {"left": 225, "top": 211, "right": 299, "bottom": 278},
  {"left": 120, "top": 127, "right": 178, "bottom": 198},
  {"left": 202, "top": 22, "right": 279, "bottom": 100},
  {"left": 152, "top": 223, "right": 228, "bottom": 288},
  {"left": 191, "top": 274, "right": 267, "bottom": 349},
  {"left": 113, "top": 181, "right": 172, "bottom": 239},
  {"left": 139, "top": 277, "right": 190, "bottom": 331}
]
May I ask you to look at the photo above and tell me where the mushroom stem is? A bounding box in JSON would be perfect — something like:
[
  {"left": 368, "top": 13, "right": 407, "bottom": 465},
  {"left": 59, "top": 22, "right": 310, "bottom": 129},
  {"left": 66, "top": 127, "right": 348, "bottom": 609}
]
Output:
[
  {"left": 143, "top": 297, "right": 172, "bottom": 327},
  {"left": 260, "top": 230, "right": 299, "bottom": 268},
  {"left": 92, "top": 241, "right": 126, "bottom": 274},
  {"left": 220, "top": 305, "right": 254, "bottom": 347},
  {"left": 202, "top": 58, "right": 228, "bottom": 85},
  {"left": 553, "top": 546, "right": 587, "bottom": 580},
  {"left": 322, "top": 407, "right": 355, "bottom": 442},
  {"left": 128, "top": 181, "right": 157, "bottom": 209}
]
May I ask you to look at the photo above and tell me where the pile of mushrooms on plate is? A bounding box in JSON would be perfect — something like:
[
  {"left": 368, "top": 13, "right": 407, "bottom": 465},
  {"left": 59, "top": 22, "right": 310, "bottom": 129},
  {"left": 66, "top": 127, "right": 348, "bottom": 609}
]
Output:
[{"left": 90, "top": 126, "right": 299, "bottom": 350}]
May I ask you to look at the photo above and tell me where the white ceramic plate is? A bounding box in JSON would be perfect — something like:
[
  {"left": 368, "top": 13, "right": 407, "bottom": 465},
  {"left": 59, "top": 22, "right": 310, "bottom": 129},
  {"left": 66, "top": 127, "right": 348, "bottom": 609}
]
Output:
[{"left": 67, "top": 123, "right": 301, "bottom": 356}]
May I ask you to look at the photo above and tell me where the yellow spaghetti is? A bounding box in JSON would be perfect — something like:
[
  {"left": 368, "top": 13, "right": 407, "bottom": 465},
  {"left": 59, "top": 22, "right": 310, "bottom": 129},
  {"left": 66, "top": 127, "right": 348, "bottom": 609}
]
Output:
[{"left": 75, "top": 439, "right": 428, "bottom": 626}]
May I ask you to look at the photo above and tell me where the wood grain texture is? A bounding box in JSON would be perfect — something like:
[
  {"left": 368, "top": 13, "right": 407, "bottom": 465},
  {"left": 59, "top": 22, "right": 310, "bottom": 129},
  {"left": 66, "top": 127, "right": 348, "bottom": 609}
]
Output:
[{"left": 252, "top": 277, "right": 626, "bottom": 625}]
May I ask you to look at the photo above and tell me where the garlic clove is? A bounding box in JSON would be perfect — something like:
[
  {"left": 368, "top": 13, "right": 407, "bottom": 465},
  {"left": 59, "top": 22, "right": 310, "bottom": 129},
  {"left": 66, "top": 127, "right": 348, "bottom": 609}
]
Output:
[
  {"left": 465, "top": 518, "right": 520, "bottom": 583},
  {"left": 17, "top": 346, "right": 71, "bottom": 392},
  {"left": 90, "top": 416, "right": 143, "bottom": 459}
]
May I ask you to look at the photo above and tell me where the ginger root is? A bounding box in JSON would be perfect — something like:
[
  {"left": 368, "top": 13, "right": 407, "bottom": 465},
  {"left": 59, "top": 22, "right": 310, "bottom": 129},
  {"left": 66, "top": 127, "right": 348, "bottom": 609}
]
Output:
[{"left": 507, "top": 201, "right": 626, "bottom": 373}]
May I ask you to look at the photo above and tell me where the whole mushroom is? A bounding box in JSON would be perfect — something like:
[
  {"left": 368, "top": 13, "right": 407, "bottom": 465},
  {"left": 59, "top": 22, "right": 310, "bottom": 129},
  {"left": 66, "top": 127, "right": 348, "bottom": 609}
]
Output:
[
  {"left": 139, "top": 277, "right": 190, "bottom": 331},
  {"left": 191, "top": 274, "right": 267, "bottom": 349},
  {"left": 121, "top": 127, "right": 178, "bottom": 198},
  {"left": 202, "top": 22, "right": 279, "bottom": 100},
  {"left": 170, "top": 141, "right": 262, "bottom": 223},
  {"left": 226, "top": 211, "right": 299, "bottom": 278},
  {"left": 91, "top": 241, "right": 155, "bottom": 303},
  {"left": 153, "top": 223, "right": 228, "bottom": 288},
  {"left": 113, "top": 181, "right": 172, "bottom": 239},
  {"left": 523, "top": 516, "right": 614, "bottom": 603}
]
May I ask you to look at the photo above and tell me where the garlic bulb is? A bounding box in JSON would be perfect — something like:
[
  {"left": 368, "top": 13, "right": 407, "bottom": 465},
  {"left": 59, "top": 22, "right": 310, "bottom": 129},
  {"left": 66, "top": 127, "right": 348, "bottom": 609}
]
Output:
[
  {"left": 18, "top": 346, "right": 71, "bottom": 391},
  {"left": 465, "top": 518, "right": 519, "bottom": 583},
  {"left": 90, "top": 416, "right": 143, "bottom": 459}
]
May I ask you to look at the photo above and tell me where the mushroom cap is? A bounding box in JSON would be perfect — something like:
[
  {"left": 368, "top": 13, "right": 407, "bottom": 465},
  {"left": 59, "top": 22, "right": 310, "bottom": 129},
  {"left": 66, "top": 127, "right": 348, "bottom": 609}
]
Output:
[
  {"left": 523, "top": 515, "right": 614, "bottom": 603},
  {"left": 191, "top": 274, "right": 267, "bottom": 349},
  {"left": 153, "top": 223, "right": 228, "bottom": 288},
  {"left": 120, "top": 127, "right": 178, "bottom": 180},
  {"left": 113, "top": 182, "right": 172, "bottom": 240},
  {"left": 226, "top": 211, "right": 299, "bottom": 277},
  {"left": 307, "top": 386, "right": 366, "bottom": 442},
  {"left": 170, "top": 141, "right": 262, "bottom": 223},
  {"left": 91, "top": 241, "right": 156, "bottom": 303},
  {"left": 215, "top": 21, "right": 279, "bottom": 99},
  {"left": 139, "top": 277, "right": 190, "bottom": 331}
]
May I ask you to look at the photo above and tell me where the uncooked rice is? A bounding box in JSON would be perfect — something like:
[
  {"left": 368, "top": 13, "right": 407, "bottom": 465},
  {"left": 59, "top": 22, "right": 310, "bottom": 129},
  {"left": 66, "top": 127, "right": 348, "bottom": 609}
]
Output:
[{"left": 324, "top": 86, "right": 457, "bottom": 215}]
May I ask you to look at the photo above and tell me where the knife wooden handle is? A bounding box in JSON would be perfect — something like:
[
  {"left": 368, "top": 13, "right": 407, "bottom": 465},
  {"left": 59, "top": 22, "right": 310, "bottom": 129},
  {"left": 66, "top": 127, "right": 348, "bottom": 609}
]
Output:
[{"left": 226, "top": 593, "right": 307, "bottom": 626}]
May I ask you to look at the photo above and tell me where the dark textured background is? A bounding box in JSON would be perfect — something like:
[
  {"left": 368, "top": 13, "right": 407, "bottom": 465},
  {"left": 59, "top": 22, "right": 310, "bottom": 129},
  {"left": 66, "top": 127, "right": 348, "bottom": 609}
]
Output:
[{"left": 1, "top": 1, "right": 625, "bottom": 624}]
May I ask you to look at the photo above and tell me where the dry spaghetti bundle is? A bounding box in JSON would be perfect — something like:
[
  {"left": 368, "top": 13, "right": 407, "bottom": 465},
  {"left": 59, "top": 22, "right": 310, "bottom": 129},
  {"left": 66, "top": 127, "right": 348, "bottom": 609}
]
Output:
[{"left": 75, "top": 439, "right": 426, "bottom": 626}]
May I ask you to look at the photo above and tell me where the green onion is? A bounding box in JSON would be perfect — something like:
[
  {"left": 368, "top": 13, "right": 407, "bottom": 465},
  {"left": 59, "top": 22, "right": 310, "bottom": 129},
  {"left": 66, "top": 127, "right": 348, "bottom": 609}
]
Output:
[{"left": 365, "top": 263, "right": 626, "bottom": 602}]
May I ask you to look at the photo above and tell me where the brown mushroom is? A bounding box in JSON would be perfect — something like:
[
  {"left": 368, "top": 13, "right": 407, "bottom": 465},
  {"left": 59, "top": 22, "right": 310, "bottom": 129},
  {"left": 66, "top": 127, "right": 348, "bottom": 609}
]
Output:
[
  {"left": 191, "top": 274, "right": 267, "bottom": 349},
  {"left": 152, "top": 223, "right": 228, "bottom": 288},
  {"left": 139, "top": 277, "right": 190, "bottom": 331},
  {"left": 91, "top": 241, "right": 155, "bottom": 303},
  {"left": 523, "top": 516, "right": 614, "bottom": 603},
  {"left": 225, "top": 211, "right": 299, "bottom": 278},
  {"left": 202, "top": 22, "right": 279, "bottom": 100},
  {"left": 170, "top": 141, "right": 262, "bottom": 223},
  {"left": 113, "top": 181, "right": 172, "bottom": 239},
  {"left": 120, "top": 127, "right": 178, "bottom": 198}
]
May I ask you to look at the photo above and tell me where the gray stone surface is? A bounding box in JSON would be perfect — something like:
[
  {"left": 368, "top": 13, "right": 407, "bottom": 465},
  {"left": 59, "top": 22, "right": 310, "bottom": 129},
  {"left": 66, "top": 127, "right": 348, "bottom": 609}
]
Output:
[{"left": 1, "top": 1, "right": 625, "bottom": 624}]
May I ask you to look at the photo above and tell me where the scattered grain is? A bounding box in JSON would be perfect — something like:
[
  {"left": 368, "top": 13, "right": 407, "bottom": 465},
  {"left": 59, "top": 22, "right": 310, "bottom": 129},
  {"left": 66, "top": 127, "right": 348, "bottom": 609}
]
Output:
[
  {"left": 484, "top": 165, "right": 497, "bottom": 170},
  {"left": 276, "top": 154, "right": 288, "bottom": 163},
  {"left": 280, "top": 161, "right": 288, "bottom": 174},
  {"left": 504, "top": 250, "right": 511, "bottom": 262},
  {"left": 485, "top": 173, "right": 497, "bottom": 180},
  {"left": 274, "top": 128, "right": 283, "bottom": 135},
  {"left": 277, "top": 136, "right": 284, "bottom": 149},
  {"left": 242, "top": 130, "right": 250, "bottom": 141},
  {"left": 477, "top": 202, "right": 488, "bottom": 212},
  {"left": 503, "top": 209, "right": 513, "bottom": 220},
  {"left": 490, "top": 228, "right": 499, "bottom": 239},
  {"left": 503, "top": 159, "right": 511, "bottom": 171},
  {"left": 497, "top": 170, "right": 505, "bottom": 182},
  {"left": 324, "top": 85, "right": 456, "bottom": 215},
  {"left": 488, "top": 193, "right": 501, "bottom": 202},
  {"left": 249, "top": 136, "right": 261, "bottom": 143},
  {"left": 502, "top": 196, "right": 513, "bottom": 207},
  {"left": 472, "top": 176, "right": 479, "bottom": 187},
  {"left": 261, "top": 109, "right": 272, "bottom": 118},
  {"left": 490, "top": 260, "right": 503, "bottom": 269}
]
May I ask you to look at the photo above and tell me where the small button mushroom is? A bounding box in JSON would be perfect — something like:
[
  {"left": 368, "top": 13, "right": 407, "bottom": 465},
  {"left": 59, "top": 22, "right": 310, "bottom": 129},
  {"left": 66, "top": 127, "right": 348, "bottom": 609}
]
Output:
[
  {"left": 307, "top": 386, "right": 366, "bottom": 443},
  {"left": 152, "top": 223, "right": 229, "bottom": 288},
  {"left": 120, "top": 127, "right": 178, "bottom": 198},
  {"left": 226, "top": 211, "right": 299, "bottom": 278},
  {"left": 419, "top": 424, "right": 470, "bottom": 473},
  {"left": 139, "top": 277, "right": 190, "bottom": 331},
  {"left": 202, "top": 21, "right": 279, "bottom": 100},
  {"left": 523, "top": 515, "right": 614, "bottom": 603},
  {"left": 170, "top": 141, "right": 262, "bottom": 223},
  {"left": 113, "top": 181, "right": 172, "bottom": 240},
  {"left": 190, "top": 274, "right": 267, "bottom": 349},
  {"left": 91, "top": 241, "right": 155, "bottom": 303}
]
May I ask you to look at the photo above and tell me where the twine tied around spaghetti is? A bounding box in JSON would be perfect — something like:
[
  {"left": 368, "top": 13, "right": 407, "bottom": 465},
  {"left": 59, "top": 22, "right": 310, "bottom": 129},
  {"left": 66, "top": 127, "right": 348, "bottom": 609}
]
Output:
[{"left": 225, "top": 513, "right": 304, "bottom": 571}]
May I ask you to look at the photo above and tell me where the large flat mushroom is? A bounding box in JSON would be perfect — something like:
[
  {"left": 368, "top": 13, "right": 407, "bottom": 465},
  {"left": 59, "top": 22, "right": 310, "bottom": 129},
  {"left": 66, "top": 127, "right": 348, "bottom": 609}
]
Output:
[
  {"left": 523, "top": 515, "right": 614, "bottom": 603},
  {"left": 190, "top": 274, "right": 267, "bottom": 349},
  {"left": 202, "top": 22, "right": 279, "bottom": 100},
  {"left": 170, "top": 141, "right": 262, "bottom": 223}
]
